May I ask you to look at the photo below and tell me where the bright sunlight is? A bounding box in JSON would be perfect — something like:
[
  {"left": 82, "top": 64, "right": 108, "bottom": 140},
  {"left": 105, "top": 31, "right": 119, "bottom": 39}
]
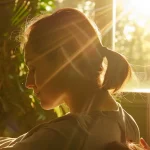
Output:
[
  {"left": 120, "top": 0, "right": 150, "bottom": 25},
  {"left": 116, "top": 0, "right": 150, "bottom": 92}
]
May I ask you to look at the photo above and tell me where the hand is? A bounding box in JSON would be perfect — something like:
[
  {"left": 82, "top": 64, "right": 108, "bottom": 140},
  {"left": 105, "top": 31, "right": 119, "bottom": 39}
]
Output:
[{"left": 140, "top": 138, "right": 150, "bottom": 150}]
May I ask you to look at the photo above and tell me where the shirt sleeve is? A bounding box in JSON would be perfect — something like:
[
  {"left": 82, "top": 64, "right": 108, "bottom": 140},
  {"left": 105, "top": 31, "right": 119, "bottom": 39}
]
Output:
[
  {"left": 0, "top": 128, "right": 67, "bottom": 150},
  {"left": 0, "top": 133, "right": 28, "bottom": 148},
  {"left": 124, "top": 110, "right": 140, "bottom": 143},
  {"left": 0, "top": 137, "right": 15, "bottom": 148}
]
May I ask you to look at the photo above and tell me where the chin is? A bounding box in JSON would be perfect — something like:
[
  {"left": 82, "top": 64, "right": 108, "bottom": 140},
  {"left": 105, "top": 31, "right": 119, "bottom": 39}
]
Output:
[
  {"left": 40, "top": 100, "right": 63, "bottom": 110},
  {"left": 39, "top": 93, "right": 67, "bottom": 110},
  {"left": 41, "top": 106, "right": 53, "bottom": 110},
  {"left": 40, "top": 103, "right": 56, "bottom": 110}
]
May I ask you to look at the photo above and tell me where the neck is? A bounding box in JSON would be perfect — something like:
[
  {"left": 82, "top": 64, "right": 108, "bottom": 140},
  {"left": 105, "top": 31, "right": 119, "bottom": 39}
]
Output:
[{"left": 65, "top": 89, "right": 118, "bottom": 114}]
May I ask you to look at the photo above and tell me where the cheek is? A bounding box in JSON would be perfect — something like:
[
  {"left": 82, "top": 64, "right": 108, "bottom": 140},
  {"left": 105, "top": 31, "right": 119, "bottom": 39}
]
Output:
[
  {"left": 36, "top": 61, "right": 68, "bottom": 93},
  {"left": 42, "top": 78, "right": 64, "bottom": 94},
  {"left": 34, "top": 75, "right": 44, "bottom": 88},
  {"left": 35, "top": 68, "right": 52, "bottom": 88},
  {"left": 40, "top": 87, "right": 66, "bottom": 110},
  {"left": 39, "top": 75, "right": 68, "bottom": 104},
  {"left": 40, "top": 93, "right": 61, "bottom": 109}
]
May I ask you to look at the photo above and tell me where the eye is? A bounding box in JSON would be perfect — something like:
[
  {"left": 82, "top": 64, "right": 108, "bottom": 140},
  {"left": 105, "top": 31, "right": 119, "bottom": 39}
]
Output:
[{"left": 25, "top": 64, "right": 35, "bottom": 74}]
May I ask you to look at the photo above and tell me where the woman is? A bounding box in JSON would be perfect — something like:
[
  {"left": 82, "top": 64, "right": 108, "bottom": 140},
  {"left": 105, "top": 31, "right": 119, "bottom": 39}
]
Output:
[{"left": 0, "top": 8, "right": 140, "bottom": 150}]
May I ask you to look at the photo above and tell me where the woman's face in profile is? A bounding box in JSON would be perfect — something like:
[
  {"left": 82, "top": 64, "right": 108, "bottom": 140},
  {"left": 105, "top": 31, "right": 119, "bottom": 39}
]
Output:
[{"left": 24, "top": 43, "right": 68, "bottom": 110}]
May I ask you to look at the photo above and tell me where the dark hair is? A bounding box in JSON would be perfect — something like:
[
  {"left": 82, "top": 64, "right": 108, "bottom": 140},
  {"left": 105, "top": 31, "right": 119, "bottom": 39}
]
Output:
[{"left": 22, "top": 8, "right": 132, "bottom": 93}]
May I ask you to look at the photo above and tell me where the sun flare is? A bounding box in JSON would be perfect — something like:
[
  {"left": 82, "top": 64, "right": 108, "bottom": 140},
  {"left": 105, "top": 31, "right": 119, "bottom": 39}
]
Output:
[
  {"left": 118, "top": 0, "right": 150, "bottom": 23},
  {"left": 121, "top": 0, "right": 150, "bottom": 16}
]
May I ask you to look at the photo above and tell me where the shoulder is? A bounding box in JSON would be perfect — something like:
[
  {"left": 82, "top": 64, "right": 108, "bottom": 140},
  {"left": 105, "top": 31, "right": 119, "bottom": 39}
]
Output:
[
  {"left": 46, "top": 113, "right": 89, "bottom": 136},
  {"left": 1, "top": 115, "right": 85, "bottom": 150},
  {"left": 33, "top": 114, "right": 86, "bottom": 149},
  {"left": 47, "top": 113, "right": 81, "bottom": 128},
  {"left": 26, "top": 114, "right": 84, "bottom": 139}
]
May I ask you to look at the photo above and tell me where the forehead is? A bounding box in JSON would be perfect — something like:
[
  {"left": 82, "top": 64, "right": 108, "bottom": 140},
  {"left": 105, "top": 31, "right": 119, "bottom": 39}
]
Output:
[{"left": 24, "top": 41, "right": 57, "bottom": 66}]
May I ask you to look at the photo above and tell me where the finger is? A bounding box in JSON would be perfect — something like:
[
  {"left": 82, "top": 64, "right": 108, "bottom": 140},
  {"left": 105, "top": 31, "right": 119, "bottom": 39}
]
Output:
[{"left": 140, "top": 138, "right": 149, "bottom": 149}]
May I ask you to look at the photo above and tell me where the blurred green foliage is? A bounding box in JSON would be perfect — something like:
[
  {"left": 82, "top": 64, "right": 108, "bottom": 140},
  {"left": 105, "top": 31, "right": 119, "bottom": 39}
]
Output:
[
  {"left": 0, "top": 0, "right": 67, "bottom": 137},
  {"left": 38, "top": 0, "right": 55, "bottom": 12}
]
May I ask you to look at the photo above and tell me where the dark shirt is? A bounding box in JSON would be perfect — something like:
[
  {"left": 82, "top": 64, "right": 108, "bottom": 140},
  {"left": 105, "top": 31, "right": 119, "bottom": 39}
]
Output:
[{"left": 0, "top": 103, "right": 140, "bottom": 150}]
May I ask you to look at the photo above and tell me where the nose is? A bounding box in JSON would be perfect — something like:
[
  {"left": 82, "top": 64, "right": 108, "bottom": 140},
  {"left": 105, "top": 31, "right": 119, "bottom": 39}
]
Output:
[{"left": 25, "top": 72, "right": 35, "bottom": 89}]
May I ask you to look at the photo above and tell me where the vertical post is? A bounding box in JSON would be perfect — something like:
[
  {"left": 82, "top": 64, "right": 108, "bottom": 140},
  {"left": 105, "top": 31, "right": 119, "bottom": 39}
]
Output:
[
  {"left": 112, "top": 0, "right": 116, "bottom": 50},
  {"left": 147, "top": 93, "right": 150, "bottom": 144}
]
